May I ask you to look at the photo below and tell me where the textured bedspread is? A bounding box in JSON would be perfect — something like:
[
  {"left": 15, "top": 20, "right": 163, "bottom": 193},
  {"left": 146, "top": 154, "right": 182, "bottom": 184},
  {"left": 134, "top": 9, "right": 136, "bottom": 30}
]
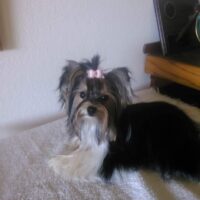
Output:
[{"left": 0, "top": 89, "right": 200, "bottom": 200}]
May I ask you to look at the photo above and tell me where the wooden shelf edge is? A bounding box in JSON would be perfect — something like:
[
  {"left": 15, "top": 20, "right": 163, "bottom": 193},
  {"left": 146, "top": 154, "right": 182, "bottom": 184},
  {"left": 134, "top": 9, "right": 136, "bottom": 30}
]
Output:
[{"left": 145, "top": 55, "right": 200, "bottom": 91}]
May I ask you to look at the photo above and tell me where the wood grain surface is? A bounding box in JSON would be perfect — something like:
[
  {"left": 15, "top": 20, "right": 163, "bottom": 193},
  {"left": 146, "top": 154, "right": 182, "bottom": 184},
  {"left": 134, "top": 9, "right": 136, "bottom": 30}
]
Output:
[{"left": 145, "top": 55, "right": 200, "bottom": 90}]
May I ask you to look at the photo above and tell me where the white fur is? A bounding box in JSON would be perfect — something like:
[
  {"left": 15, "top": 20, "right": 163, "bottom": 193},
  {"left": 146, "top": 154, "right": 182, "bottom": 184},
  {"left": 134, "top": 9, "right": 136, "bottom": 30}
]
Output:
[
  {"left": 49, "top": 100, "right": 111, "bottom": 181},
  {"left": 78, "top": 117, "right": 103, "bottom": 147},
  {"left": 48, "top": 118, "right": 109, "bottom": 181},
  {"left": 48, "top": 140, "right": 108, "bottom": 180}
]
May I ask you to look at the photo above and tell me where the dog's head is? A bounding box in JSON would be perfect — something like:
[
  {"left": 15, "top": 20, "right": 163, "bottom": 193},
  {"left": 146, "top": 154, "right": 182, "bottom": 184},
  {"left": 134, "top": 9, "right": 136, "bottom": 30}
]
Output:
[{"left": 59, "top": 55, "right": 134, "bottom": 145}]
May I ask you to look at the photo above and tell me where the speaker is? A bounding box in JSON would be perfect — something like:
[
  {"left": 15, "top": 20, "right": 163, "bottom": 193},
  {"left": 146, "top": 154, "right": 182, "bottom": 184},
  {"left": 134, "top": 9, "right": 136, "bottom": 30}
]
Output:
[{"left": 154, "top": 0, "right": 200, "bottom": 55}]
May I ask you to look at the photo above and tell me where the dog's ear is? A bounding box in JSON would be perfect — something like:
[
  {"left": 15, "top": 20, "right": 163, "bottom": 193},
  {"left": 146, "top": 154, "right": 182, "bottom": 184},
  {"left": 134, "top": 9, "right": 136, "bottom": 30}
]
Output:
[
  {"left": 58, "top": 60, "right": 80, "bottom": 107},
  {"left": 106, "top": 67, "right": 134, "bottom": 105},
  {"left": 58, "top": 55, "right": 100, "bottom": 107}
]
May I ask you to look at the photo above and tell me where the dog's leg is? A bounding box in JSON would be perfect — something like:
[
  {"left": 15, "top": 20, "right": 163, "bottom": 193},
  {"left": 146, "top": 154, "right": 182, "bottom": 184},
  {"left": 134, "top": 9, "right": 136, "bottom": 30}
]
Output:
[{"left": 48, "top": 143, "right": 108, "bottom": 181}]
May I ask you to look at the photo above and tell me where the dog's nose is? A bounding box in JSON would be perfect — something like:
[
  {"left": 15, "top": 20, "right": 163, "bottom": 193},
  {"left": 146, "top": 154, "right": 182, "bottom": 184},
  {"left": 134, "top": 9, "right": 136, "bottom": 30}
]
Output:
[{"left": 87, "top": 106, "right": 97, "bottom": 116}]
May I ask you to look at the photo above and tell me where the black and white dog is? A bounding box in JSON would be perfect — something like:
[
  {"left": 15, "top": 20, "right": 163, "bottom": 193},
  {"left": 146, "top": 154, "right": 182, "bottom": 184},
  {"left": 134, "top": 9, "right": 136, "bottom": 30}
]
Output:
[{"left": 49, "top": 55, "right": 200, "bottom": 181}]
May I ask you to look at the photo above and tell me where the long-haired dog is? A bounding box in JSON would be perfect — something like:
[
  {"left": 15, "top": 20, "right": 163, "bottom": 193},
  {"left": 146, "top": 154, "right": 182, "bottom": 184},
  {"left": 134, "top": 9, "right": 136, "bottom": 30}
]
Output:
[{"left": 49, "top": 55, "right": 200, "bottom": 182}]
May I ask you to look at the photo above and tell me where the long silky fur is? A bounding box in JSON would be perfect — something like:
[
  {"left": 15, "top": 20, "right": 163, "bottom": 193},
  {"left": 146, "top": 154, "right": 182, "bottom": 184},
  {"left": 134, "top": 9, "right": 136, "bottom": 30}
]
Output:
[
  {"left": 100, "top": 101, "right": 200, "bottom": 182},
  {"left": 50, "top": 55, "right": 200, "bottom": 182},
  {"left": 49, "top": 55, "right": 134, "bottom": 180}
]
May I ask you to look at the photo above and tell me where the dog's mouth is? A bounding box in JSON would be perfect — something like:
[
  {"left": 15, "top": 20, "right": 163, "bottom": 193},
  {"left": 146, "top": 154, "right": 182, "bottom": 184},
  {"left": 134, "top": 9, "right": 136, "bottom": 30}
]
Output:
[
  {"left": 75, "top": 109, "right": 97, "bottom": 120},
  {"left": 71, "top": 103, "right": 110, "bottom": 144},
  {"left": 75, "top": 106, "right": 108, "bottom": 125},
  {"left": 75, "top": 101, "right": 106, "bottom": 118}
]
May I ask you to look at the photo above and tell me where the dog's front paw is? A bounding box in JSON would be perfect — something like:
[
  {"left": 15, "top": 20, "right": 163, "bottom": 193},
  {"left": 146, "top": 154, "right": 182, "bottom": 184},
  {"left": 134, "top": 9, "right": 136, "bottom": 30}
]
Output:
[
  {"left": 48, "top": 154, "right": 99, "bottom": 180},
  {"left": 48, "top": 155, "right": 75, "bottom": 178}
]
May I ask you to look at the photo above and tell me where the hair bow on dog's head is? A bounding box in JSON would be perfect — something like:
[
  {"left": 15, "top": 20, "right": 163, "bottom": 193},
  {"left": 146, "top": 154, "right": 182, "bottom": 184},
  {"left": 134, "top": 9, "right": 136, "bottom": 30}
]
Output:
[{"left": 87, "top": 69, "right": 104, "bottom": 79}]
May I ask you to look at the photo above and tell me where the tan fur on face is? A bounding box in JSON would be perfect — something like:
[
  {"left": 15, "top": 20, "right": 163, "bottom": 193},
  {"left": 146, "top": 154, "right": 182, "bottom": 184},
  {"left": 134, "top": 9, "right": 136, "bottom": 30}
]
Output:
[{"left": 74, "top": 101, "right": 109, "bottom": 142}]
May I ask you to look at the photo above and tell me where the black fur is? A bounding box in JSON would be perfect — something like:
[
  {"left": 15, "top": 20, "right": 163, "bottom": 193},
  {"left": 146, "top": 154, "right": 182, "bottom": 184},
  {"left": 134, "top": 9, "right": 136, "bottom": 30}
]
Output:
[
  {"left": 100, "top": 102, "right": 200, "bottom": 181},
  {"left": 80, "top": 54, "right": 100, "bottom": 70}
]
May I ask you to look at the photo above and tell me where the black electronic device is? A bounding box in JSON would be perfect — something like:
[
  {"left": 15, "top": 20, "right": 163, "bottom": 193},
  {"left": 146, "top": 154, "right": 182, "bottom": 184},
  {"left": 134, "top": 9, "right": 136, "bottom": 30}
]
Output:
[{"left": 153, "top": 0, "right": 200, "bottom": 55}]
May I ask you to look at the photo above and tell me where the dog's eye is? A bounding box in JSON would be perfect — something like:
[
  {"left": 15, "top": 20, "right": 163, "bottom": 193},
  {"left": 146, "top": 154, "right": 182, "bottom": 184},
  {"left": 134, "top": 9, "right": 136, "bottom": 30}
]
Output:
[
  {"left": 99, "top": 95, "right": 109, "bottom": 101},
  {"left": 80, "top": 91, "right": 86, "bottom": 99}
]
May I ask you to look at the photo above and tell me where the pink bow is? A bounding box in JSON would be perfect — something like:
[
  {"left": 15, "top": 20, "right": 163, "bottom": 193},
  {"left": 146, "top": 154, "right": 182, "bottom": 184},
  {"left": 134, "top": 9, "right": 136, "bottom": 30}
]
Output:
[{"left": 87, "top": 69, "right": 104, "bottom": 79}]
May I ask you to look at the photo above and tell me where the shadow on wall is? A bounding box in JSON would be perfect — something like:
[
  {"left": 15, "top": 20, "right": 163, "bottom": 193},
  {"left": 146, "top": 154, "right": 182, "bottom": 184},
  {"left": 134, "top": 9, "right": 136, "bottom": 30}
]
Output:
[
  {"left": 0, "top": 112, "right": 66, "bottom": 138},
  {"left": 0, "top": 0, "right": 17, "bottom": 50}
]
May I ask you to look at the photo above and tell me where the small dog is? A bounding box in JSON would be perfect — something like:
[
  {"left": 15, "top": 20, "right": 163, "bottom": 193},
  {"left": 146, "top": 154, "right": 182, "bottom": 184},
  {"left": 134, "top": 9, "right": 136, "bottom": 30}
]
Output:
[{"left": 49, "top": 55, "right": 200, "bottom": 181}]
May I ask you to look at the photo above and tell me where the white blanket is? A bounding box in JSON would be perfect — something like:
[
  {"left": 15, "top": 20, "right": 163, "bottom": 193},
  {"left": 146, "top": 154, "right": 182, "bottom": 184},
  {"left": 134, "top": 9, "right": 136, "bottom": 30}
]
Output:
[{"left": 0, "top": 89, "right": 200, "bottom": 200}]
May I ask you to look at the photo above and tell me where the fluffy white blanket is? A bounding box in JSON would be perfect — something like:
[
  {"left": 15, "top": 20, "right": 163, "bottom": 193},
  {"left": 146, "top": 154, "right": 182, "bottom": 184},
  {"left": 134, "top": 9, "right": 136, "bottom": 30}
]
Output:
[{"left": 0, "top": 89, "right": 200, "bottom": 200}]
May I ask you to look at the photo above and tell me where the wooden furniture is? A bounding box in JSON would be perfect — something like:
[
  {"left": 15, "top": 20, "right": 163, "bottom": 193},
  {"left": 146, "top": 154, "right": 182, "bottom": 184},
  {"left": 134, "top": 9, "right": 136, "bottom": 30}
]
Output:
[{"left": 145, "top": 55, "right": 200, "bottom": 91}]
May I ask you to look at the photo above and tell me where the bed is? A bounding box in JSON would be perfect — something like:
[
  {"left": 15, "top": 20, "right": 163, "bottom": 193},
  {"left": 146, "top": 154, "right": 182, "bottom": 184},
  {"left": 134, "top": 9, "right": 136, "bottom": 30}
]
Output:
[{"left": 0, "top": 88, "right": 200, "bottom": 200}]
